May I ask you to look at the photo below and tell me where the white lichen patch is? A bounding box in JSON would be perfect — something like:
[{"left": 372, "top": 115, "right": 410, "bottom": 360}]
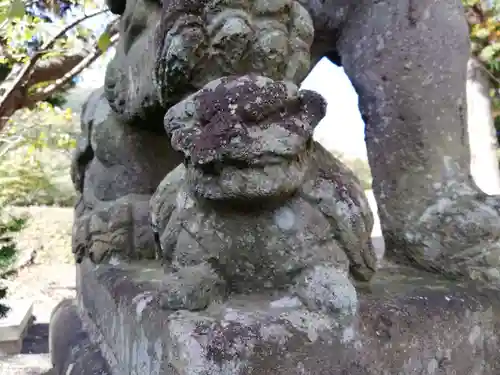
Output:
[
  {"left": 65, "top": 363, "right": 75, "bottom": 375},
  {"left": 468, "top": 325, "right": 481, "bottom": 346},
  {"left": 427, "top": 358, "right": 438, "bottom": 374},
  {"left": 270, "top": 296, "right": 303, "bottom": 309},
  {"left": 176, "top": 190, "right": 196, "bottom": 210},
  {"left": 341, "top": 325, "right": 356, "bottom": 344},
  {"left": 274, "top": 206, "right": 296, "bottom": 231},
  {"left": 259, "top": 323, "right": 292, "bottom": 345},
  {"left": 108, "top": 255, "right": 122, "bottom": 265},
  {"left": 223, "top": 308, "right": 255, "bottom": 326}
]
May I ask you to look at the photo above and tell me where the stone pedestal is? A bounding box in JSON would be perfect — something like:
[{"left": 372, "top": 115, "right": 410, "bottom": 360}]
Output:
[
  {"left": 49, "top": 259, "right": 500, "bottom": 374},
  {"left": 0, "top": 300, "right": 33, "bottom": 356}
]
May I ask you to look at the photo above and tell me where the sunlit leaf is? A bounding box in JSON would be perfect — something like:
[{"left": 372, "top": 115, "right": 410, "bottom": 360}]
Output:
[
  {"left": 479, "top": 44, "right": 500, "bottom": 62},
  {"left": 84, "top": 0, "right": 99, "bottom": 10},
  {"left": 97, "top": 31, "right": 111, "bottom": 52},
  {"left": 7, "top": 0, "right": 25, "bottom": 19},
  {"left": 474, "top": 28, "right": 491, "bottom": 40}
]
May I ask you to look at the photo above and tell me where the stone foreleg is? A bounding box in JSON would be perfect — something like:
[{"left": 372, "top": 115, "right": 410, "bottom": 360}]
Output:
[{"left": 337, "top": 0, "right": 500, "bottom": 283}]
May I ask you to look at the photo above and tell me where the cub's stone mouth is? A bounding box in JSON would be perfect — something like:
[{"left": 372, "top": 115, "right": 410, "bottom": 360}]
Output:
[
  {"left": 194, "top": 155, "right": 295, "bottom": 174},
  {"left": 186, "top": 149, "right": 311, "bottom": 201},
  {"left": 182, "top": 132, "right": 314, "bottom": 201},
  {"left": 189, "top": 138, "right": 313, "bottom": 174}
]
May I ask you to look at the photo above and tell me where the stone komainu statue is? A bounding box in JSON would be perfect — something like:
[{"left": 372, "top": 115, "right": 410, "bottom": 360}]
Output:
[
  {"left": 71, "top": 0, "right": 377, "bottom": 314},
  {"left": 72, "top": 0, "right": 500, "bottom": 309}
]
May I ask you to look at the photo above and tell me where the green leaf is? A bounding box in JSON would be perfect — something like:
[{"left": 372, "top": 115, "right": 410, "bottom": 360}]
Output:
[
  {"left": 97, "top": 31, "right": 111, "bottom": 52},
  {"left": 7, "top": 0, "right": 25, "bottom": 19},
  {"left": 23, "top": 27, "right": 33, "bottom": 41}
]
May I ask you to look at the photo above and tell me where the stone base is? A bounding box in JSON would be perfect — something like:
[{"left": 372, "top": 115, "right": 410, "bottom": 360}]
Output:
[
  {"left": 0, "top": 300, "right": 33, "bottom": 356},
  {"left": 49, "top": 259, "right": 500, "bottom": 374}
]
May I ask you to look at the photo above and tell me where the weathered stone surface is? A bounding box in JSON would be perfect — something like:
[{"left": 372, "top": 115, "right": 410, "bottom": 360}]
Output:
[
  {"left": 154, "top": 0, "right": 314, "bottom": 105},
  {"left": 104, "top": 0, "right": 164, "bottom": 126},
  {"left": 163, "top": 74, "right": 326, "bottom": 200},
  {"left": 86, "top": 0, "right": 500, "bottom": 282},
  {"left": 71, "top": 259, "right": 500, "bottom": 375},
  {"left": 72, "top": 0, "right": 320, "bottom": 266},
  {"left": 49, "top": 298, "right": 111, "bottom": 375},
  {"left": 86, "top": 0, "right": 500, "bottom": 285}
]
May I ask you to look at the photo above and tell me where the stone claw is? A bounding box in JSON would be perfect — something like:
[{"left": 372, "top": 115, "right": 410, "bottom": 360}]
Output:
[
  {"left": 390, "top": 193, "right": 500, "bottom": 284},
  {"left": 72, "top": 195, "right": 157, "bottom": 264}
]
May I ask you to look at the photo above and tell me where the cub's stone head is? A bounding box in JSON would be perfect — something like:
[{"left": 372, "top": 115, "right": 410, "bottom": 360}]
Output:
[{"left": 164, "top": 74, "right": 326, "bottom": 200}]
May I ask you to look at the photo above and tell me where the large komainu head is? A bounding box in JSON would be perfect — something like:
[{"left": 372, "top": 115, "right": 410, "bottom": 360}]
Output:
[{"left": 104, "top": 0, "right": 315, "bottom": 128}]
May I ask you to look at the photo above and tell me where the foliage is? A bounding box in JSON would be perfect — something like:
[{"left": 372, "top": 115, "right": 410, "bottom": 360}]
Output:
[
  {"left": 0, "top": 0, "right": 118, "bottom": 130},
  {"left": 463, "top": 0, "right": 500, "bottom": 120},
  {"left": 0, "top": 210, "right": 27, "bottom": 317},
  {"left": 0, "top": 101, "right": 77, "bottom": 206}
]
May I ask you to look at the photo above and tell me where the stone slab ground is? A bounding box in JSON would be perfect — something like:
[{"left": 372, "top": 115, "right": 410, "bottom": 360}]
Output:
[{"left": 0, "top": 300, "right": 33, "bottom": 355}]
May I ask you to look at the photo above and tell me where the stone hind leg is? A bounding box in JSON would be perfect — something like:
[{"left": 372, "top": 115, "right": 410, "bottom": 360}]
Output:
[{"left": 337, "top": 0, "right": 500, "bottom": 282}]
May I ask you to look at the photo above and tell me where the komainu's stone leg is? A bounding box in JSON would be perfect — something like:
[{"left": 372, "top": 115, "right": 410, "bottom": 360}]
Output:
[
  {"left": 338, "top": 0, "right": 500, "bottom": 282},
  {"left": 158, "top": 263, "right": 226, "bottom": 311},
  {"left": 293, "top": 264, "right": 358, "bottom": 318}
]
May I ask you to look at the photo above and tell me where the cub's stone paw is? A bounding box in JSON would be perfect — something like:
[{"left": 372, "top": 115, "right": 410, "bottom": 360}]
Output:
[
  {"left": 159, "top": 264, "right": 226, "bottom": 311},
  {"left": 294, "top": 265, "right": 358, "bottom": 317}
]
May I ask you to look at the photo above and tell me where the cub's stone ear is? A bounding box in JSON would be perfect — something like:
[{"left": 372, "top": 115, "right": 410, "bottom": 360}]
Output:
[
  {"left": 106, "top": 0, "right": 126, "bottom": 15},
  {"left": 299, "top": 89, "right": 327, "bottom": 131}
]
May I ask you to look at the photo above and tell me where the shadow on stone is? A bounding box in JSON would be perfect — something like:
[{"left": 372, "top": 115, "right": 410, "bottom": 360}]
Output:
[{"left": 22, "top": 323, "right": 49, "bottom": 354}]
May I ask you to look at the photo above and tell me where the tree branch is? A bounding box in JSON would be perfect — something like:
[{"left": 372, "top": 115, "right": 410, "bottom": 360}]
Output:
[
  {"left": 27, "top": 17, "right": 120, "bottom": 87},
  {"left": 30, "top": 33, "right": 119, "bottom": 102},
  {"left": 0, "top": 9, "right": 112, "bottom": 131},
  {"left": 26, "top": 53, "right": 87, "bottom": 86}
]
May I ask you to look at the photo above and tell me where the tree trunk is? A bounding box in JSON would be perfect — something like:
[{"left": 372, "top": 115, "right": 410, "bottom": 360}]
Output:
[{"left": 467, "top": 56, "right": 500, "bottom": 194}]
